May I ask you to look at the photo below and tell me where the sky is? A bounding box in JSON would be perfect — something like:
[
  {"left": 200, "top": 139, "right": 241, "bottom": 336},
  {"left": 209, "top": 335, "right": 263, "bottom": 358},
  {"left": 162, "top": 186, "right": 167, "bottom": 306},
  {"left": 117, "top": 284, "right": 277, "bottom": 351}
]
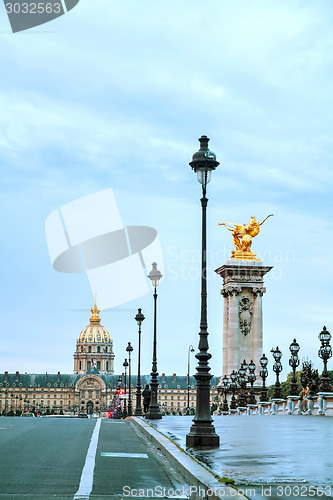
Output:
[{"left": 1, "top": 0, "right": 333, "bottom": 385}]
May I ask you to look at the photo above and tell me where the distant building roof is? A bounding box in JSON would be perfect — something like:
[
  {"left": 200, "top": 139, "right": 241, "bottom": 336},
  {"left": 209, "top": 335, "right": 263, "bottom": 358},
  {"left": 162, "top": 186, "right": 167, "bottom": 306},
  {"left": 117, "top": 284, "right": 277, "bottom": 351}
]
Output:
[{"left": 0, "top": 371, "right": 220, "bottom": 389}]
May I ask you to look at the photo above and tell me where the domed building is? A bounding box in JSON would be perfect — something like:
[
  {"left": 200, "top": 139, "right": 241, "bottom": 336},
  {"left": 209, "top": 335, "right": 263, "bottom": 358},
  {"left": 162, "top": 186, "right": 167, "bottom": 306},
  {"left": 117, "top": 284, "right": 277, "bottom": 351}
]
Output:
[
  {"left": 0, "top": 298, "right": 220, "bottom": 417},
  {"left": 73, "top": 296, "right": 115, "bottom": 374}
]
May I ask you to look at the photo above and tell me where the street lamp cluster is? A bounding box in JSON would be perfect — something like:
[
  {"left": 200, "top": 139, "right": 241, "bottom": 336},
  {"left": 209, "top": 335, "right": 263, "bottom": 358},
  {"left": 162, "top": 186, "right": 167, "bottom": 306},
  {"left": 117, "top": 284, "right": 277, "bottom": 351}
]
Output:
[
  {"left": 107, "top": 261, "right": 163, "bottom": 421},
  {"left": 217, "top": 327, "right": 332, "bottom": 415}
]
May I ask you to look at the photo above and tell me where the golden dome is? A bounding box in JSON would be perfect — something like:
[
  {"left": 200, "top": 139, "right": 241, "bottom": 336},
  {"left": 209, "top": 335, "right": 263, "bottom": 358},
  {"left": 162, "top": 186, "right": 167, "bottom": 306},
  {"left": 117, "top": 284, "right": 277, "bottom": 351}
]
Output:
[{"left": 78, "top": 295, "right": 111, "bottom": 344}]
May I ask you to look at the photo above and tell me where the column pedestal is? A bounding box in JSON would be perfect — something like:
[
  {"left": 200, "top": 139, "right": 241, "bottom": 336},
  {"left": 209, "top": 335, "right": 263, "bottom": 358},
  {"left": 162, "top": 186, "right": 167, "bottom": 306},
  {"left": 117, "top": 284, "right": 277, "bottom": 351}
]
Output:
[{"left": 215, "top": 260, "right": 272, "bottom": 378}]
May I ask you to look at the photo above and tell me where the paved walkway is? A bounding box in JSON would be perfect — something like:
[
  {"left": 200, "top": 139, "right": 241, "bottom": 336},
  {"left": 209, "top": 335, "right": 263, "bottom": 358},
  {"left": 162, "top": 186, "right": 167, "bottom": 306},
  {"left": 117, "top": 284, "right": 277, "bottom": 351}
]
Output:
[{"left": 150, "top": 414, "right": 333, "bottom": 500}]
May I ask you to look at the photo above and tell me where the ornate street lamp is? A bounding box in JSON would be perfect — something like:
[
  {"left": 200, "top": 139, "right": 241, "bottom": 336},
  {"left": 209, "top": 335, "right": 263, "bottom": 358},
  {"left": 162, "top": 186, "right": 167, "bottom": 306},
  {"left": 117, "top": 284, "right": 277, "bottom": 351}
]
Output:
[
  {"left": 147, "top": 262, "right": 162, "bottom": 419},
  {"left": 229, "top": 370, "right": 238, "bottom": 412},
  {"left": 318, "top": 326, "right": 332, "bottom": 392},
  {"left": 247, "top": 360, "right": 257, "bottom": 405},
  {"left": 237, "top": 359, "right": 247, "bottom": 409},
  {"left": 289, "top": 339, "right": 300, "bottom": 396},
  {"left": 221, "top": 375, "right": 229, "bottom": 414},
  {"left": 186, "top": 135, "right": 220, "bottom": 448},
  {"left": 134, "top": 308, "right": 145, "bottom": 416},
  {"left": 126, "top": 342, "right": 134, "bottom": 416},
  {"left": 259, "top": 353, "right": 269, "bottom": 401},
  {"left": 5, "top": 390, "right": 8, "bottom": 415},
  {"left": 237, "top": 364, "right": 247, "bottom": 409},
  {"left": 122, "top": 359, "right": 128, "bottom": 418},
  {"left": 271, "top": 346, "right": 283, "bottom": 399},
  {"left": 187, "top": 345, "right": 195, "bottom": 415}
]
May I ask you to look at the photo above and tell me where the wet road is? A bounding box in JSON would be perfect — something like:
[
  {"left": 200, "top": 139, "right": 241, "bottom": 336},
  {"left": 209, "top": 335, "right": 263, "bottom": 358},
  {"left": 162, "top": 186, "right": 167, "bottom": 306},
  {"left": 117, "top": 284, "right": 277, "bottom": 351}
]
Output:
[{"left": 151, "top": 414, "right": 333, "bottom": 497}]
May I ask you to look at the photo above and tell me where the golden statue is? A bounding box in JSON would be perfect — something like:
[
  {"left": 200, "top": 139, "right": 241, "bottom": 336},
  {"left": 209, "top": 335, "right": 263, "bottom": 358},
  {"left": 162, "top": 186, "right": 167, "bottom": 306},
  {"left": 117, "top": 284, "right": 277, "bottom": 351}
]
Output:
[{"left": 219, "top": 214, "right": 273, "bottom": 260}]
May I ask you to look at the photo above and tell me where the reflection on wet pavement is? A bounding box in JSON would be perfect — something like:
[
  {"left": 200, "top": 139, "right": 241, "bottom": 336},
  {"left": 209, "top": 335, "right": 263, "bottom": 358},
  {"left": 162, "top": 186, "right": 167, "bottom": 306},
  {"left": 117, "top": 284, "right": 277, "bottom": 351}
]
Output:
[{"left": 151, "top": 415, "right": 333, "bottom": 488}]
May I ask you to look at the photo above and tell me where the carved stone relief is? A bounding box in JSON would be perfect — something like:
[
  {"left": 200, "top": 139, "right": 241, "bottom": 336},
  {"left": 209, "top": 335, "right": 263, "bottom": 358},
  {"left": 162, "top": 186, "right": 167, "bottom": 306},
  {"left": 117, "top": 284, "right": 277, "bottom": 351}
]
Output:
[{"left": 239, "top": 295, "right": 253, "bottom": 336}]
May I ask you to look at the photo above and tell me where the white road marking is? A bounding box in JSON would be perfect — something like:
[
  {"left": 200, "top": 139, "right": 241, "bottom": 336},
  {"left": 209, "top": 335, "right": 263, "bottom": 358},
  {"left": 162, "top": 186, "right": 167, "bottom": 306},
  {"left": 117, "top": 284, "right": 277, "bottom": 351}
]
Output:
[
  {"left": 73, "top": 418, "right": 101, "bottom": 500},
  {"left": 100, "top": 452, "right": 148, "bottom": 458}
]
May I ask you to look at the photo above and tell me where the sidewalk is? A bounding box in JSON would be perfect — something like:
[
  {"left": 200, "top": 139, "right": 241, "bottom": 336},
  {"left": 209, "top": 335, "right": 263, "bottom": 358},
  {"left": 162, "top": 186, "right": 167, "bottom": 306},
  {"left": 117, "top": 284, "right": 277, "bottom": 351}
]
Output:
[{"left": 129, "top": 417, "right": 248, "bottom": 499}]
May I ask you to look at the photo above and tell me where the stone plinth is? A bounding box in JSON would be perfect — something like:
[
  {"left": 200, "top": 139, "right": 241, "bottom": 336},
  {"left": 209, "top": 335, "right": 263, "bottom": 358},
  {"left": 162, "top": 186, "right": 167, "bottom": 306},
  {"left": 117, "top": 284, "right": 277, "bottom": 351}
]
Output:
[
  {"left": 317, "top": 392, "right": 333, "bottom": 416},
  {"left": 215, "top": 260, "right": 272, "bottom": 379}
]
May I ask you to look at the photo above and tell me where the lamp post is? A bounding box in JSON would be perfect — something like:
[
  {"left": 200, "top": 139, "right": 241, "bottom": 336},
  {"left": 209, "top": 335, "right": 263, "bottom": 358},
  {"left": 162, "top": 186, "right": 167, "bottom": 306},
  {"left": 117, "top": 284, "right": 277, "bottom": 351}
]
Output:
[
  {"left": 237, "top": 364, "right": 247, "bottom": 409},
  {"left": 187, "top": 345, "right": 195, "bottom": 414},
  {"left": 186, "top": 135, "right": 220, "bottom": 448},
  {"left": 221, "top": 375, "right": 229, "bottom": 414},
  {"left": 126, "top": 342, "right": 134, "bottom": 416},
  {"left": 247, "top": 360, "right": 257, "bottom": 406},
  {"left": 289, "top": 339, "right": 300, "bottom": 396},
  {"left": 123, "top": 359, "right": 128, "bottom": 418},
  {"left": 147, "top": 262, "right": 162, "bottom": 419},
  {"left": 229, "top": 370, "right": 238, "bottom": 413},
  {"left": 134, "top": 308, "right": 145, "bottom": 416},
  {"left": 271, "top": 346, "right": 283, "bottom": 400},
  {"left": 259, "top": 353, "right": 269, "bottom": 402},
  {"left": 5, "top": 389, "right": 8, "bottom": 415},
  {"left": 116, "top": 375, "right": 122, "bottom": 419},
  {"left": 318, "top": 326, "right": 332, "bottom": 392}
]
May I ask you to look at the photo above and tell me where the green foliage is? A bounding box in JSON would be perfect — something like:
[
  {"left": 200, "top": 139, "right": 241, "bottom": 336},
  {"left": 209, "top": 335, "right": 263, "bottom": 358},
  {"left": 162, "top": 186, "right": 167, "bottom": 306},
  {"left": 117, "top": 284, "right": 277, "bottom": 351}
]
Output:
[
  {"left": 268, "top": 370, "right": 302, "bottom": 399},
  {"left": 210, "top": 402, "right": 218, "bottom": 414},
  {"left": 328, "top": 370, "right": 333, "bottom": 384},
  {"left": 215, "top": 475, "right": 235, "bottom": 485},
  {"left": 268, "top": 369, "right": 333, "bottom": 398}
]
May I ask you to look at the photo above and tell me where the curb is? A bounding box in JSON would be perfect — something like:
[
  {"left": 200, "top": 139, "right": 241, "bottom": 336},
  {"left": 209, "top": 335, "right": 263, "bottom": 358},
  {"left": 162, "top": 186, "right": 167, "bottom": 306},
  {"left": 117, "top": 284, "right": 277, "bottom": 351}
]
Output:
[{"left": 130, "top": 417, "right": 249, "bottom": 499}]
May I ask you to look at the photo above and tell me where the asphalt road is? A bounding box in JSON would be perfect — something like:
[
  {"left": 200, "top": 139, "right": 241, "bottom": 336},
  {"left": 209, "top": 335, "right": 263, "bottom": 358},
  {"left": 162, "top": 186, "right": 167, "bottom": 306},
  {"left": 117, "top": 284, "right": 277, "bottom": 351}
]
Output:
[{"left": 0, "top": 417, "right": 188, "bottom": 500}]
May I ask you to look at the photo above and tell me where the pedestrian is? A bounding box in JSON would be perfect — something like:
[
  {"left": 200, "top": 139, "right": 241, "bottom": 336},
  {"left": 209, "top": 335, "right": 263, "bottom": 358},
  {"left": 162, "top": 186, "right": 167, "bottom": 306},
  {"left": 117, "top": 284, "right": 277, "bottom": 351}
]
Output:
[{"left": 142, "top": 384, "right": 151, "bottom": 413}]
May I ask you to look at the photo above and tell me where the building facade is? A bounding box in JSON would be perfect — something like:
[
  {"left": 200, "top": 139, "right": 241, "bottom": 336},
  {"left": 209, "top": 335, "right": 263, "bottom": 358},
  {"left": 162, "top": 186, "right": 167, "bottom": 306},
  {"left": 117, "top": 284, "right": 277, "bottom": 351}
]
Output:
[
  {"left": 0, "top": 371, "right": 219, "bottom": 415},
  {"left": 0, "top": 300, "right": 219, "bottom": 415}
]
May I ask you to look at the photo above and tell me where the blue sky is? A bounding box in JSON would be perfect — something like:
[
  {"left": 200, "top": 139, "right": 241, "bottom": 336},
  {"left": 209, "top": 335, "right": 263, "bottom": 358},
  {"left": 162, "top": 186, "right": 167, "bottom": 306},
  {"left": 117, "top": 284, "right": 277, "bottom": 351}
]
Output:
[{"left": 1, "top": 0, "right": 333, "bottom": 384}]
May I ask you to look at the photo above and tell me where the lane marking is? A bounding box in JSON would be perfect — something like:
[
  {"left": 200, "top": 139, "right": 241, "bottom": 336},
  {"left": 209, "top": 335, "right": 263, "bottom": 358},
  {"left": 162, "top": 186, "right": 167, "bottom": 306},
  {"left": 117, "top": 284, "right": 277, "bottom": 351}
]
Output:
[
  {"left": 73, "top": 418, "right": 101, "bottom": 500},
  {"left": 100, "top": 452, "right": 148, "bottom": 458}
]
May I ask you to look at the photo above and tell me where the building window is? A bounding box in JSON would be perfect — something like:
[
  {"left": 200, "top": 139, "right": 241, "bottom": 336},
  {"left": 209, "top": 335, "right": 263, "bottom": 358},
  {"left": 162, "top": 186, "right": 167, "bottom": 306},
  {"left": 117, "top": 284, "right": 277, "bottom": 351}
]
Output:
[
  {"left": 87, "top": 361, "right": 91, "bottom": 369},
  {"left": 106, "top": 361, "right": 109, "bottom": 371},
  {"left": 97, "top": 361, "right": 101, "bottom": 370},
  {"left": 97, "top": 346, "right": 100, "bottom": 353},
  {"left": 88, "top": 346, "right": 91, "bottom": 353},
  {"left": 170, "top": 396, "right": 173, "bottom": 400}
]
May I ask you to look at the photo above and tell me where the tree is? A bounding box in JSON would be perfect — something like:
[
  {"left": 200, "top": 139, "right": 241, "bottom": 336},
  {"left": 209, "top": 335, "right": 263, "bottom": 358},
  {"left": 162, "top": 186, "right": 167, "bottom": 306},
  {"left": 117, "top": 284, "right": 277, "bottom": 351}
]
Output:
[{"left": 268, "top": 370, "right": 302, "bottom": 399}]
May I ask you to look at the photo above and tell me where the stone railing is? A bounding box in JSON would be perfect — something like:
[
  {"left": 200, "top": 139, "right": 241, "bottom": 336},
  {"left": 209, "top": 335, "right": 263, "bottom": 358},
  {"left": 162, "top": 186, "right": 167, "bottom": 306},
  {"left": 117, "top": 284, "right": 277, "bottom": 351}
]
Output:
[{"left": 214, "top": 392, "right": 333, "bottom": 416}]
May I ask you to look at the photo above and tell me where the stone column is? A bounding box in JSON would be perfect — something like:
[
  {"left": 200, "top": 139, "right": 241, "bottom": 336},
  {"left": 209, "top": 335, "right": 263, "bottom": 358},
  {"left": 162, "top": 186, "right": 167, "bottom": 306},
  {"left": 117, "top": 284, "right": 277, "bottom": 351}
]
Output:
[
  {"left": 251, "top": 288, "right": 265, "bottom": 379},
  {"left": 222, "top": 291, "right": 229, "bottom": 374},
  {"left": 215, "top": 261, "right": 272, "bottom": 380}
]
